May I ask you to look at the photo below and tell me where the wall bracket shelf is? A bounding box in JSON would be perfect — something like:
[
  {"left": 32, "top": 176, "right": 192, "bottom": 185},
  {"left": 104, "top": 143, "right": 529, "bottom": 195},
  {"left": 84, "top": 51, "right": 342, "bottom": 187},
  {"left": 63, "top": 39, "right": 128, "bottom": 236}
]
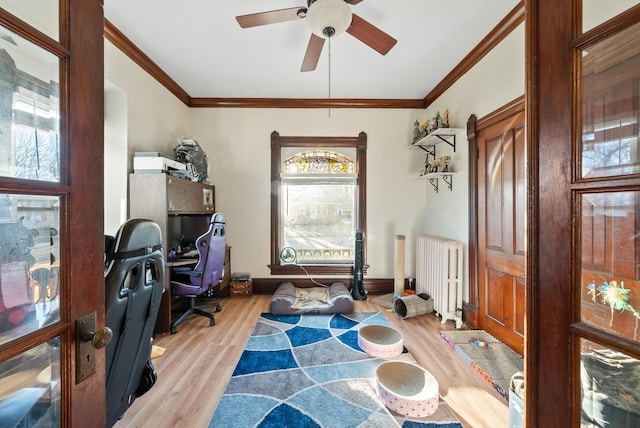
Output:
[
  {"left": 410, "top": 127, "right": 463, "bottom": 161},
  {"left": 417, "top": 172, "right": 454, "bottom": 193}
]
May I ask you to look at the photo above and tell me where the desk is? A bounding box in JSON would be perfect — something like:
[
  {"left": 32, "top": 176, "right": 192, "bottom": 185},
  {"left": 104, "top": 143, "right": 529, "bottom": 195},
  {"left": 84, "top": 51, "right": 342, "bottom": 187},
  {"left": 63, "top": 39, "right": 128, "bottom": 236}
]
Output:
[
  {"left": 129, "top": 173, "right": 228, "bottom": 334},
  {"left": 166, "top": 259, "right": 198, "bottom": 268}
]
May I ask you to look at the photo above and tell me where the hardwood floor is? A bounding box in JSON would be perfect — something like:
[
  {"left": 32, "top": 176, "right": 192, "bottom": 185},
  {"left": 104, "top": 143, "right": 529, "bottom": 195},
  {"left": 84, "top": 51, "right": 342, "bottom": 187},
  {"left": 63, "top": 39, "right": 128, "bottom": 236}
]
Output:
[{"left": 114, "top": 295, "right": 509, "bottom": 427}]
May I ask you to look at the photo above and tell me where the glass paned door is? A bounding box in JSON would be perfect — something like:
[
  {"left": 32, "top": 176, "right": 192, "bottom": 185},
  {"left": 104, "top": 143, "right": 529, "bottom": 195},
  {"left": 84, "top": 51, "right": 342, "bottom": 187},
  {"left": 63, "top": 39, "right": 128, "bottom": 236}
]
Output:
[
  {"left": 0, "top": 1, "right": 105, "bottom": 425},
  {"left": 576, "top": 4, "right": 640, "bottom": 428}
]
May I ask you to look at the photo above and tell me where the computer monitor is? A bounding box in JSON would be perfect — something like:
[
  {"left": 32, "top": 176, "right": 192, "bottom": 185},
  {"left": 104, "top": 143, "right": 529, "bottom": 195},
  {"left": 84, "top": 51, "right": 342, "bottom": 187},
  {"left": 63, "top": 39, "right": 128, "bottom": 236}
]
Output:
[{"left": 167, "top": 214, "right": 211, "bottom": 254}]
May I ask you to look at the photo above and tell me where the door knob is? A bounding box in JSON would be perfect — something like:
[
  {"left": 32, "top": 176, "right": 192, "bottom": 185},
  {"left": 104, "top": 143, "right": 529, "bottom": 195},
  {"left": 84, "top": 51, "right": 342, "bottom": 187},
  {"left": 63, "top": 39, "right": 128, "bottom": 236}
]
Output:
[
  {"left": 82, "top": 326, "right": 113, "bottom": 349},
  {"left": 76, "top": 312, "right": 112, "bottom": 383}
]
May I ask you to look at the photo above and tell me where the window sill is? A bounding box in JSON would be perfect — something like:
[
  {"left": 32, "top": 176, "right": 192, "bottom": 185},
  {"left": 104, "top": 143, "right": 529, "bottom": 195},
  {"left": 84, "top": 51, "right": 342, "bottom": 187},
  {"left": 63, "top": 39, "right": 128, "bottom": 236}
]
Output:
[{"left": 268, "top": 264, "right": 368, "bottom": 276}]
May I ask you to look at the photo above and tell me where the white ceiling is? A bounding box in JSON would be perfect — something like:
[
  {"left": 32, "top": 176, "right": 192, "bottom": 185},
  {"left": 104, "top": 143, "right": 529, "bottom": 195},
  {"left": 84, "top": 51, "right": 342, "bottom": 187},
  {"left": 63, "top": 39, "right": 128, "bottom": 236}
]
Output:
[{"left": 103, "top": 1, "right": 520, "bottom": 100}]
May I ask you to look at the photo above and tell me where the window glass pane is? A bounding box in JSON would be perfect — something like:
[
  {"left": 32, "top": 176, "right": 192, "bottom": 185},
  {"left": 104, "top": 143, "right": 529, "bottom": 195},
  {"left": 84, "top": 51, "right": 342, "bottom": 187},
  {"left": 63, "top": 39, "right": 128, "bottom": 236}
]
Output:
[
  {"left": 0, "top": 339, "right": 61, "bottom": 426},
  {"left": 0, "top": 0, "right": 59, "bottom": 41},
  {"left": 580, "top": 339, "right": 640, "bottom": 427},
  {"left": 582, "top": 0, "right": 639, "bottom": 32},
  {"left": 581, "top": 191, "right": 640, "bottom": 339},
  {"left": 282, "top": 184, "right": 355, "bottom": 264},
  {"left": 0, "top": 26, "right": 60, "bottom": 182},
  {"left": 580, "top": 20, "right": 640, "bottom": 179},
  {"left": 284, "top": 150, "right": 354, "bottom": 174},
  {"left": 0, "top": 194, "right": 60, "bottom": 345}
]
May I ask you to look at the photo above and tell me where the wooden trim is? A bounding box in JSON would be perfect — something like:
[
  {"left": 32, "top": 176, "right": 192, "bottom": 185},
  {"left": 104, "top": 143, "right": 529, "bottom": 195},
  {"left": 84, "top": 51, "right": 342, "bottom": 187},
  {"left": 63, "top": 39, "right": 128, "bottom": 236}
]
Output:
[
  {"left": 571, "top": 4, "right": 640, "bottom": 50},
  {"left": 0, "top": 8, "right": 69, "bottom": 58},
  {"left": 269, "top": 132, "right": 367, "bottom": 275},
  {"left": 270, "top": 131, "right": 281, "bottom": 273},
  {"left": 476, "top": 95, "right": 526, "bottom": 129},
  {"left": 268, "top": 265, "right": 356, "bottom": 276},
  {"left": 424, "top": 1, "right": 524, "bottom": 108},
  {"left": 104, "top": 4, "right": 523, "bottom": 111},
  {"left": 465, "top": 114, "right": 479, "bottom": 328},
  {"left": 104, "top": 19, "right": 191, "bottom": 106},
  {"left": 253, "top": 277, "right": 392, "bottom": 295},
  {"left": 571, "top": 322, "right": 640, "bottom": 357},
  {"left": 526, "top": 0, "right": 577, "bottom": 426},
  {"left": 189, "top": 98, "right": 424, "bottom": 109}
]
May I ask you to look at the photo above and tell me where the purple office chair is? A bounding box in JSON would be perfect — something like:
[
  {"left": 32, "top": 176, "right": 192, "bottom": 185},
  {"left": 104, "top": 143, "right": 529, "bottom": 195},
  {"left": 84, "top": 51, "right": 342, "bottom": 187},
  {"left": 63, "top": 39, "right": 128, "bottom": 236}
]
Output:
[{"left": 170, "top": 213, "right": 225, "bottom": 334}]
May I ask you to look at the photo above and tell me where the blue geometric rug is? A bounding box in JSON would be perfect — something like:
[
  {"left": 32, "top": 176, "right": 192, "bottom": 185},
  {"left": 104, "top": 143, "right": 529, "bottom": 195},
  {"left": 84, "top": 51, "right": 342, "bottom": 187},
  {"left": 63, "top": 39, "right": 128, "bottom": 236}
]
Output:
[{"left": 209, "top": 312, "right": 462, "bottom": 427}]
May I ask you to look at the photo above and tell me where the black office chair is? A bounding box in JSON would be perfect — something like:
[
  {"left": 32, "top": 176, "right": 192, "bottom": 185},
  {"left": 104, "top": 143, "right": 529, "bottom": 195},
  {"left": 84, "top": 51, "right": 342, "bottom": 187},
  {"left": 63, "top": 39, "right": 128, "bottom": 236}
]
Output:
[
  {"left": 170, "top": 213, "right": 225, "bottom": 334},
  {"left": 104, "top": 218, "right": 164, "bottom": 427}
]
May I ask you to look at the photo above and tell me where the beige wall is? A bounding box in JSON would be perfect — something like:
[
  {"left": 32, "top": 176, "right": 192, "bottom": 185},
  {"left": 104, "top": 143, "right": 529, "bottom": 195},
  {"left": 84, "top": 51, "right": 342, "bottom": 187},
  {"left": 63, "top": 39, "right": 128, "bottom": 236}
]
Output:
[
  {"left": 416, "top": 23, "right": 525, "bottom": 296},
  {"left": 190, "top": 108, "right": 425, "bottom": 279},
  {"left": 104, "top": 40, "right": 192, "bottom": 231},
  {"left": 104, "top": 41, "right": 191, "bottom": 163},
  {"left": 103, "top": 23, "right": 525, "bottom": 286}
]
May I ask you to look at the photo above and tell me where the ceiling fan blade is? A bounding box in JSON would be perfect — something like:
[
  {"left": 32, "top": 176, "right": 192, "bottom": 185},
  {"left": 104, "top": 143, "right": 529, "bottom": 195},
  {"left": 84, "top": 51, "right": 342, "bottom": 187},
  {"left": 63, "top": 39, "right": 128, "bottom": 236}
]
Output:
[
  {"left": 347, "top": 0, "right": 365, "bottom": 4},
  {"left": 301, "top": 34, "right": 325, "bottom": 72},
  {"left": 346, "top": 14, "right": 397, "bottom": 55},
  {"left": 236, "top": 7, "right": 307, "bottom": 28}
]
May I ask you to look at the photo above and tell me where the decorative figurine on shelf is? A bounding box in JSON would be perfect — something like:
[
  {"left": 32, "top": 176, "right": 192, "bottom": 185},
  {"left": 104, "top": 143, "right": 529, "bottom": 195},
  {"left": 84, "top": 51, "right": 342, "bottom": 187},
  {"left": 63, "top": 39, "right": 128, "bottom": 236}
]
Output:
[
  {"left": 420, "top": 157, "right": 432, "bottom": 176},
  {"left": 419, "top": 119, "right": 430, "bottom": 137},
  {"left": 439, "top": 155, "right": 452, "bottom": 172},
  {"left": 416, "top": 109, "right": 453, "bottom": 140},
  {"left": 434, "top": 111, "right": 442, "bottom": 129},
  {"left": 412, "top": 120, "right": 421, "bottom": 144}
]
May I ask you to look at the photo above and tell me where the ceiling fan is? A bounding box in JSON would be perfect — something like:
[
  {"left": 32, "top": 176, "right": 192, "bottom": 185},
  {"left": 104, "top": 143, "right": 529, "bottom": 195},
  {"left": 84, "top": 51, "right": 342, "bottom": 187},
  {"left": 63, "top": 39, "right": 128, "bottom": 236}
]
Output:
[{"left": 236, "top": 0, "right": 397, "bottom": 72}]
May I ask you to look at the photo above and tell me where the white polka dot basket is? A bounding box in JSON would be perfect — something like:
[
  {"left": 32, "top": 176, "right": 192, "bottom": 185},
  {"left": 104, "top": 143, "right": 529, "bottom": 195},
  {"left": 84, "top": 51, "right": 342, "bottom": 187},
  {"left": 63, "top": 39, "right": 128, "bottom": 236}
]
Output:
[
  {"left": 375, "top": 360, "right": 439, "bottom": 418},
  {"left": 357, "top": 324, "right": 404, "bottom": 358}
]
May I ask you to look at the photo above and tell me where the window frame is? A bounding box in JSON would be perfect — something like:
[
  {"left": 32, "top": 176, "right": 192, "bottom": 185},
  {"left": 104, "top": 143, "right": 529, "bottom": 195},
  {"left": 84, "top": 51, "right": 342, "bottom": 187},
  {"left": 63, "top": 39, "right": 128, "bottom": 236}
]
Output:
[{"left": 269, "top": 131, "right": 367, "bottom": 275}]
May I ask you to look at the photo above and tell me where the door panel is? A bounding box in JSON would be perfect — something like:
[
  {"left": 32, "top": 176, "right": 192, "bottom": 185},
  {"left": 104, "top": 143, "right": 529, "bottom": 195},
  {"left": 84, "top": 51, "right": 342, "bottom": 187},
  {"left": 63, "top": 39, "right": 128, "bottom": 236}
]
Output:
[
  {"left": 478, "top": 110, "right": 526, "bottom": 355},
  {"left": 0, "top": 1, "right": 105, "bottom": 426}
]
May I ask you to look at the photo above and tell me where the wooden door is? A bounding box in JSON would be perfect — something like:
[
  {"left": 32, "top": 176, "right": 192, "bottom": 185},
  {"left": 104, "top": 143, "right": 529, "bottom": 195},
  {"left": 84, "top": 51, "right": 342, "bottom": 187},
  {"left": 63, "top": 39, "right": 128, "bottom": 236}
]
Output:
[
  {"left": 0, "top": 1, "right": 105, "bottom": 426},
  {"left": 477, "top": 109, "right": 526, "bottom": 355}
]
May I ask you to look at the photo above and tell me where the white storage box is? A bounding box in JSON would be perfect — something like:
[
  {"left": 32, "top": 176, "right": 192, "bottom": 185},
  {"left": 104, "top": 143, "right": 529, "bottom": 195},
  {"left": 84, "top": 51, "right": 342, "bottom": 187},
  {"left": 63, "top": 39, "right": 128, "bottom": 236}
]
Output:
[{"left": 134, "top": 152, "right": 186, "bottom": 173}]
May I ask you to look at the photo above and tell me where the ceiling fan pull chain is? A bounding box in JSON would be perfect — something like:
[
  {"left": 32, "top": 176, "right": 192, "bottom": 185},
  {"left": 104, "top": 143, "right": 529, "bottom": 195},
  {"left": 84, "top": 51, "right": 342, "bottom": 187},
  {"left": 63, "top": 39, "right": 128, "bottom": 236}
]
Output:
[{"left": 328, "top": 36, "right": 331, "bottom": 118}]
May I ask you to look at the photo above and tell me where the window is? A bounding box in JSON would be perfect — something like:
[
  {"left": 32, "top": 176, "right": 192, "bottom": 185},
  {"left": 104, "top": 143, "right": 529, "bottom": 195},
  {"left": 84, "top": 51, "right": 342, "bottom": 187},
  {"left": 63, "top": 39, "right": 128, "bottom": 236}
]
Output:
[{"left": 270, "top": 131, "right": 367, "bottom": 275}]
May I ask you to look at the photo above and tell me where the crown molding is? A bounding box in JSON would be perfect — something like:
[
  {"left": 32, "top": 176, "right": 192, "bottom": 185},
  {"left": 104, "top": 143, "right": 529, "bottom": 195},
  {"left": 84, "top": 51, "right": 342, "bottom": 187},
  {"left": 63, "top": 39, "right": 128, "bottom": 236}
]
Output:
[
  {"left": 104, "top": 19, "right": 191, "bottom": 106},
  {"left": 105, "top": 2, "right": 524, "bottom": 110},
  {"left": 190, "top": 97, "right": 424, "bottom": 109}
]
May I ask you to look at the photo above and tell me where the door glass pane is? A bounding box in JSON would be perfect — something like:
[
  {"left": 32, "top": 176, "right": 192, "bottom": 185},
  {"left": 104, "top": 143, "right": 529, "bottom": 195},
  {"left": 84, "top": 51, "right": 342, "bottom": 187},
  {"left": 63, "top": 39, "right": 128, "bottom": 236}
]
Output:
[
  {"left": 580, "top": 339, "right": 640, "bottom": 427},
  {"left": 0, "top": 1, "right": 59, "bottom": 41},
  {"left": 582, "top": 1, "right": 639, "bottom": 32},
  {"left": 0, "top": 26, "right": 60, "bottom": 182},
  {"left": 0, "top": 194, "right": 60, "bottom": 345},
  {"left": 581, "top": 191, "right": 640, "bottom": 339},
  {"left": 580, "top": 20, "right": 640, "bottom": 179},
  {"left": 0, "top": 339, "right": 61, "bottom": 426}
]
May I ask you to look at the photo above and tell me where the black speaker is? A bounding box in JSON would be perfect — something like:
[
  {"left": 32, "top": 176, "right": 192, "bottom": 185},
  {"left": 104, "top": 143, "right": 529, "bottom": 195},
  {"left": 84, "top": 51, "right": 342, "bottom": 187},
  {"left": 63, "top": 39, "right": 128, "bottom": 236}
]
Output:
[{"left": 351, "top": 229, "right": 367, "bottom": 300}]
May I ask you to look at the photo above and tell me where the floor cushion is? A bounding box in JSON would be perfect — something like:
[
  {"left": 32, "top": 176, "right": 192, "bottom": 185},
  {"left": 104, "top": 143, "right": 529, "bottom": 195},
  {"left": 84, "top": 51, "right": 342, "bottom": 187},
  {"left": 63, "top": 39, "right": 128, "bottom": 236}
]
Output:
[{"left": 270, "top": 281, "right": 354, "bottom": 315}]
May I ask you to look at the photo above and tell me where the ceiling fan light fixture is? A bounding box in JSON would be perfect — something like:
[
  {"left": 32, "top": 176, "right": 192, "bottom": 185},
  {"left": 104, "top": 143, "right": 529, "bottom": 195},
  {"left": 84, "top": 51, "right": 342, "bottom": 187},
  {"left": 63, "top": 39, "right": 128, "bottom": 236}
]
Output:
[{"left": 306, "top": 0, "right": 352, "bottom": 39}]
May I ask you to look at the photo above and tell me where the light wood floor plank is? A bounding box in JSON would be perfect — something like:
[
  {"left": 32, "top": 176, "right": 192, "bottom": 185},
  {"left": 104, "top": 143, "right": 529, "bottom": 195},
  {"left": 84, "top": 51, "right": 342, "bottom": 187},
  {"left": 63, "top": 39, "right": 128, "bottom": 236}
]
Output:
[{"left": 114, "top": 295, "right": 509, "bottom": 427}]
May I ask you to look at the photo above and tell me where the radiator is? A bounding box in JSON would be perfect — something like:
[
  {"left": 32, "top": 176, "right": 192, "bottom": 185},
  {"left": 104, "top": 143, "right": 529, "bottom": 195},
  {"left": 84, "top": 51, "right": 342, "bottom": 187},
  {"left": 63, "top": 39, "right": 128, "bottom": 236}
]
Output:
[{"left": 416, "top": 235, "right": 463, "bottom": 328}]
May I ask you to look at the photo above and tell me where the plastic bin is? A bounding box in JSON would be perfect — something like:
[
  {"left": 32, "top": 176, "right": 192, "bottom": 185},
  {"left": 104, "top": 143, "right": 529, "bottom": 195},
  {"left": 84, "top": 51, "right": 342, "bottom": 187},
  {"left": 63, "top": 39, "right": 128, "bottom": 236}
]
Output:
[{"left": 509, "top": 371, "right": 524, "bottom": 428}]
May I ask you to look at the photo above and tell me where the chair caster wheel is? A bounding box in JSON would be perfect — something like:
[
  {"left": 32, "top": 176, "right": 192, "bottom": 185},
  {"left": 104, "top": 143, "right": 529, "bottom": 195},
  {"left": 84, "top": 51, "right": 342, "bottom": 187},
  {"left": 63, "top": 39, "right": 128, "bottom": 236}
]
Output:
[
  {"left": 170, "top": 327, "right": 177, "bottom": 334},
  {"left": 209, "top": 319, "right": 215, "bottom": 326},
  {"left": 216, "top": 306, "right": 222, "bottom": 312}
]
